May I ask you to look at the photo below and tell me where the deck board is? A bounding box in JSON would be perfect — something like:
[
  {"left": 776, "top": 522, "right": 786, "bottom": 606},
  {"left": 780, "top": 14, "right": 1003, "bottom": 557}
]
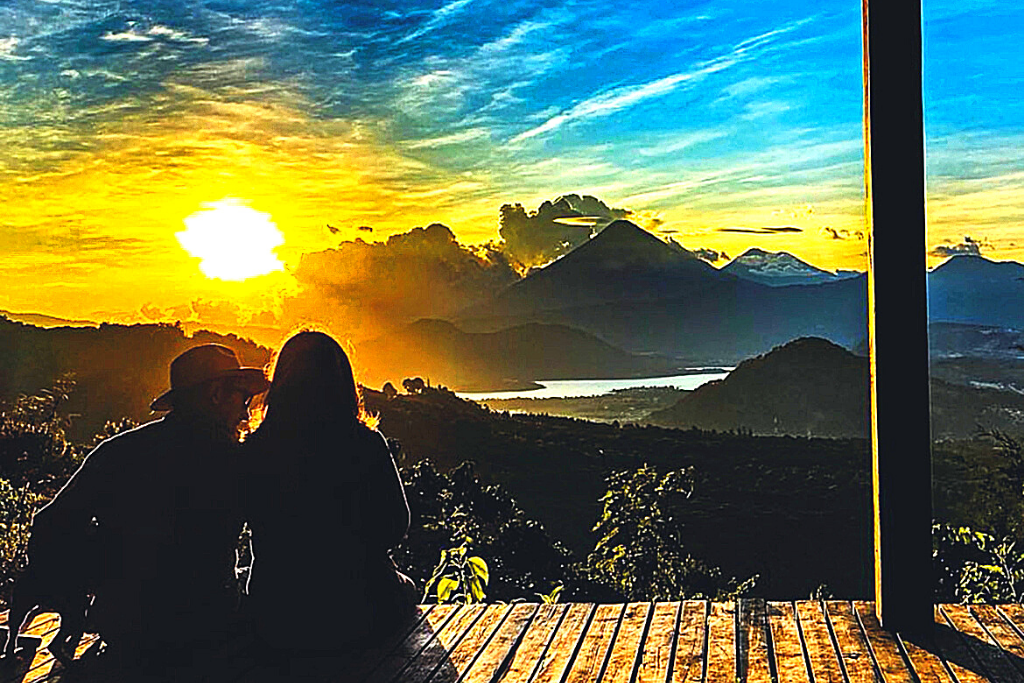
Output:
[
  {"left": 7, "top": 602, "right": 1024, "bottom": 683},
  {"left": 971, "top": 605, "right": 1024, "bottom": 677},
  {"left": 635, "top": 602, "right": 679, "bottom": 683},
  {"left": 602, "top": 602, "right": 651, "bottom": 683},
  {"left": 941, "top": 604, "right": 1024, "bottom": 683},
  {"left": 460, "top": 603, "right": 537, "bottom": 683},
  {"left": 563, "top": 603, "right": 623, "bottom": 683},
  {"left": 854, "top": 600, "right": 915, "bottom": 683},
  {"left": 530, "top": 603, "right": 594, "bottom": 683},
  {"left": 705, "top": 601, "right": 736, "bottom": 683},
  {"left": 824, "top": 601, "right": 878, "bottom": 683},
  {"left": 739, "top": 599, "right": 772, "bottom": 683},
  {"left": 797, "top": 600, "right": 844, "bottom": 683},
  {"left": 768, "top": 601, "right": 811, "bottom": 683},
  {"left": 496, "top": 603, "right": 568, "bottom": 683},
  {"left": 671, "top": 601, "right": 707, "bottom": 683},
  {"left": 425, "top": 603, "right": 509, "bottom": 683}
]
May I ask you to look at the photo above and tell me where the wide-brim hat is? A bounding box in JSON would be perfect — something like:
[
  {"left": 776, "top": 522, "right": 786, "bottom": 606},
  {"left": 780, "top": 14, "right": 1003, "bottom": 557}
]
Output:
[{"left": 151, "top": 344, "right": 269, "bottom": 412}]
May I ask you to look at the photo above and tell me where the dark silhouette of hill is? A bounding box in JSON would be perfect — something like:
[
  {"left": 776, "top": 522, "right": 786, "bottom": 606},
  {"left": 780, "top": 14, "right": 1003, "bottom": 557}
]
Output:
[
  {"left": 458, "top": 220, "right": 868, "bottom": 363},
  {"left": 0, "top": 316, "right": 271, "bottom": 442},
  {"left": 929, "top": 377, "right": 1024, "bottom": 439},
  {"left": 645, "top": 335, "right": 1024, "bottom": 439},
  {"left": 647, "top": 337, "right": 870, "bottom": 437},
  {"left": 929, "top": 255, "right": 1024, "bottom": 329},
  {"left": 722, "top": 248, "right": 860, "bottom": 286},
  {"left": 0, "top": 309, "right": 99, "bottom": 328},
  {"left": 355, "top": 318, "right": 680, "bottom": 391},
  {"left": 364, "top": 385, "right": 873, "bottom": 599}
]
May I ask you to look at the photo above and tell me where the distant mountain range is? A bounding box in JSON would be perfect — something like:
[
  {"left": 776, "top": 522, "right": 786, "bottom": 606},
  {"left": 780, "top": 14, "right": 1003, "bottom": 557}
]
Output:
[
  {"left": 457, "top": 220, "right": 868, "bottom": 364},
  {"left": 722, "top": 248, "right": 862, "bottom": 287},
  {"left": 928, "top": 254, "right": 1024, "bottom": 329}
]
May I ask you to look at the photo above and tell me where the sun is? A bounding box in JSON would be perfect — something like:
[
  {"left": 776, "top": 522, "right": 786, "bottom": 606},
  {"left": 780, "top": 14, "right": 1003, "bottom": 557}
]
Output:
[{"left": 177, "top": 198, "right": 285, "bottom": 280}]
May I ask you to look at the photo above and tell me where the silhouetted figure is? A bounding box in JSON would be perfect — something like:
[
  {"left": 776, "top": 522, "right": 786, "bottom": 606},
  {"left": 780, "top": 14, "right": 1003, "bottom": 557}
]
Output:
[
  {"left": 34, "top": 344, "right": 268, "bottom": 675},
  {"left": 243, "top": 331, "right": 417, "bottom": 655}
]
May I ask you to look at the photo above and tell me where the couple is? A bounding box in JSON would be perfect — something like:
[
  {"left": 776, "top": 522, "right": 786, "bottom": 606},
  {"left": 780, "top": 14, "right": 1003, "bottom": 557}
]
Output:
[{"left": 31, "top": 331, "right": 416, "bottom": 675}]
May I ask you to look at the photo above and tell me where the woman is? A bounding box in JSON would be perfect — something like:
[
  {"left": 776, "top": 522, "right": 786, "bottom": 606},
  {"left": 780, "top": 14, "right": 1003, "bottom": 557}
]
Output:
[{"left": 242, "top": 330, "right": 417, "bottom": 653}]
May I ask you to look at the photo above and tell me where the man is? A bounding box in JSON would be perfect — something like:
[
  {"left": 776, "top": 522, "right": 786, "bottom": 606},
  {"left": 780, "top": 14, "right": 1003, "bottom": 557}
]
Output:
[{"left": 37, "top": 344, "right": 268, "bottom": 671}]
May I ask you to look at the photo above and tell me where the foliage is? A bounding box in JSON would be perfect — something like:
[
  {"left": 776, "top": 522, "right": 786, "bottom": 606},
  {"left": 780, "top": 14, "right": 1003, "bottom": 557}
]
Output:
[
  {"left": 933, "top": 431, "right": 1024, "bottom": 604},
  {"left": 536, "top": 582, "right": 564, "bottom": 604},
  {"left": 402, "top": 377, "right": 427, "bottom": 394},
  {"left": 586, "top": 464, "right": 756, "bottom": 601},
  {"left": 976, "top": 430, "right": 1024, "bottom": 538},
  {"left": 422, "top": 541, "right": 490, "bottom": 604},
  {"left": 0, "top": 376, "right": 83, "bottom": 491},
  {"left": 0, "top": 478, "right": 40, "bottom": 599},
  {"left": 395, "top": 459, "right": 577, "bottom": 602},
  {"left": 933, "top": 523, "right": 1024, "bottom": 603}
]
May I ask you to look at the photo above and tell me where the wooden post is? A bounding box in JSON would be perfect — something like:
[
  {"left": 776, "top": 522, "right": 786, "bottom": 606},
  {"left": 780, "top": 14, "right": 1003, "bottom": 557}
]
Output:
[{"left": 863, "top": 0, "right": 933, "bottom": 634}]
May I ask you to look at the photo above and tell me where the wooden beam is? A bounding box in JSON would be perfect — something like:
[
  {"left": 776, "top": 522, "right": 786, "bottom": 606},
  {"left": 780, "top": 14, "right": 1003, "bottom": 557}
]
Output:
[{"left": 862, "top": 0, "right": 934, "bottom": 634}]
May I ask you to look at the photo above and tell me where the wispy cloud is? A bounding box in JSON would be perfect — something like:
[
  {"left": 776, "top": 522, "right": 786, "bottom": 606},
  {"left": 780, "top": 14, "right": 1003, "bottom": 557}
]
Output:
[
  {"left": 718, "top": 226, "right": 803, "bottom": 234},
  {"left": 401, "top": 128, "right": 489, "bottom": 149},
  {"left": 510, "top": 62, "right": 732, "bottom": 144},
  {"left": 509, "top": 15, "right": 816, "bottom": 144},
  {"left": 397, "top": 0, "right": 477, "bottom": 44}
]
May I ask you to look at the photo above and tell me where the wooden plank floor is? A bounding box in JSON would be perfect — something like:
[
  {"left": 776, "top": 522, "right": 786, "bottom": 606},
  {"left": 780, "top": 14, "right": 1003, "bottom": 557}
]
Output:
[{"left": 6, "top": 602, "right": 1024, "bottom": 682}]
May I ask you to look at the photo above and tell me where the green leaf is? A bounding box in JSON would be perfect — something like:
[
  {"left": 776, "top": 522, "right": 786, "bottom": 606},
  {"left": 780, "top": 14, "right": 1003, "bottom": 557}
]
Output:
[
  {"left": 469, "top": 576, "right": 486, "bottom": 602},
  {"left": 437, "top": 576, "right": 459, "bottom": 603},
  {"left": 467, "top": 556, "right": 489, "bottom": 584}
]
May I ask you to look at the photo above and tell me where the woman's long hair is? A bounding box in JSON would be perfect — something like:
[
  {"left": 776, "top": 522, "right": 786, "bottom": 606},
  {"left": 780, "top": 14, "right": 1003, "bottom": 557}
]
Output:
[{"left": 256, "top": 330, "right": 376, "bottom": 436}]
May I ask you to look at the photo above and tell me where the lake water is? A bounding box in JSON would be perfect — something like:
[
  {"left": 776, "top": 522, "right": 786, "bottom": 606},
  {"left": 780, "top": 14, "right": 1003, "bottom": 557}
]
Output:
[{"left": 457, "top": 369, "right": 732, "bottom": 401}]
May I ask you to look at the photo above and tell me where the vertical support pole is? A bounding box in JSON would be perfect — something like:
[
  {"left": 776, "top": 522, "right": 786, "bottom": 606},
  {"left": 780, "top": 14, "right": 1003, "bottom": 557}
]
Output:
[{"left": 863, "top": 0, "right": 933, "bottom": 634}]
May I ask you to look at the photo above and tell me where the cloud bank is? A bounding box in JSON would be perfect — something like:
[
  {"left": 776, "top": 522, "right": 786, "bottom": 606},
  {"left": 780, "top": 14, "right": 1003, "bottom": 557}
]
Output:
[
  {"left": 930, "top": 235, "right": 989, "bottom": 258},
  {"left": 498, "top": 194, "right": 629, "bottom": 267},
  {"left": 286, "top": 223, "right": 519, "bottom": 340}
]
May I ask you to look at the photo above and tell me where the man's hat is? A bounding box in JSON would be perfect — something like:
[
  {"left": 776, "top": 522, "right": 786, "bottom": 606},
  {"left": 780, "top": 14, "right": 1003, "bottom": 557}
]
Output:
[{"left": 150, "top": 344, "right": 269, "bottom": 412}]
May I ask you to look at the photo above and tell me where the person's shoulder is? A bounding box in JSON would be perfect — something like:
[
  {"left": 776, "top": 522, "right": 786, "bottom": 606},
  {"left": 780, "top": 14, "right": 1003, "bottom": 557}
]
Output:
[
  {"left": 86, "top": 416, "right": 168, "bottom": 456},
  {"left": 355, "top": 423, "right": 389, "bottom": 449}
]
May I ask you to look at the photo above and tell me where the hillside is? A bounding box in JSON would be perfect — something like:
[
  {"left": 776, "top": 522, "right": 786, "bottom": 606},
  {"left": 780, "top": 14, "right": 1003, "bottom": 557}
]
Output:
[
  {"left": 355, "top": 318, "right": 680, "bottom": 391},
  {"left": 0, "top": 316, "right": 271, "bottom": 441},
  {"left": 364, "top": 385, "right": 873, "bottom": 599},
  {"left": 646, "top": 337, "right": 870, "bottom": 436},
  {"left": 928, "top": 255, "right": 1024, "bottom": 329}
]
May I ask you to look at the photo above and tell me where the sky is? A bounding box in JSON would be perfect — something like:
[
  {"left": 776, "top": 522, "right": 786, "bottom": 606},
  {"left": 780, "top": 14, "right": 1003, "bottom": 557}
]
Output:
[{"left": 0, "top": 0, "right": 1021, "bottom": 329}]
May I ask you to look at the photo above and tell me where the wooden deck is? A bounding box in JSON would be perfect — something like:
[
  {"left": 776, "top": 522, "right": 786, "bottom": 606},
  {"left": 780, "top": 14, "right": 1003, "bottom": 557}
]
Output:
[{"left": 5, "top": 601, "right": 1024, "bottom": 682}]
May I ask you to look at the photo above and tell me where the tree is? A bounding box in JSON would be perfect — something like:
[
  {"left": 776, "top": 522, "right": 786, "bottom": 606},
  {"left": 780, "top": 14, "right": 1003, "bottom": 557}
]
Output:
[
  {"left": 402, "top": 377, "right": 426, "bottom": 394},
  {"left": 382, "top": 382, "right": 398, "bottom": 400}
]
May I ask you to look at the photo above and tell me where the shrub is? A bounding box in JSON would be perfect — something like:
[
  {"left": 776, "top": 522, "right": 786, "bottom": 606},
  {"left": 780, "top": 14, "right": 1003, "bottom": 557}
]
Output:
[
  {"left": 0, "top": 376, "right": 83, "bottom": 491},
  {"left": 0, "top": 478, "right": 40, "bottom": 601},
  {"left": 933, "top": 522, "right": 1024, "bottom": 603},
  {"left": 395, "top": 459, "right": 574, "bottom": 602},
  {"left": 586, "top": 464, "right": 756, "bottom": 601}
]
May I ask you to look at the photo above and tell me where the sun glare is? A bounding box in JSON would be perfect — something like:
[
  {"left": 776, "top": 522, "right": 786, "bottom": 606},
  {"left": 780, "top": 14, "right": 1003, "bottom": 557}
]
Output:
[{"left": 177, "top": 199, "right": 285, "bottom": 280}]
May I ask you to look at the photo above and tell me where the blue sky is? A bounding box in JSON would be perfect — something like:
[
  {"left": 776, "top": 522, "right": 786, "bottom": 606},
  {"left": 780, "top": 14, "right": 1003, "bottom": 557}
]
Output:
[{"left": 0, "top": 0, "right": 1020, "bottom": 320}]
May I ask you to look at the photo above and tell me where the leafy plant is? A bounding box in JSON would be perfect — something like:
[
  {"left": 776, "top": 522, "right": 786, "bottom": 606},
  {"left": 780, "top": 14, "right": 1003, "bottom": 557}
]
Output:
[
  {"left": 586, "top": 464, "right": 756, "bottom": 601},
  {"left": 0, "top": 376, "right": 84, "bottom": 491},
  {"left": 395, "top": 459, "right": 574, "bottom": 602},
  {"left": 535, "top": 582, "right": 564, "bottom": 604},
  {"left": 933, "top": 522, "right": 1024, "bottom": 603},
  {"left": 422, "top": 541, "right": 490, "bottom": 604},
  {"left": 0, "top": 478, "right": 40, "bottom": 599}
]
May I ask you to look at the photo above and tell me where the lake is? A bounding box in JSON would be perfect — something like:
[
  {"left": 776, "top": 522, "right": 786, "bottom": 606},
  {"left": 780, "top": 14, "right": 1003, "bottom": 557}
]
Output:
[{"left": 456, "top": 369, "right": 732, "bottom": 401}]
